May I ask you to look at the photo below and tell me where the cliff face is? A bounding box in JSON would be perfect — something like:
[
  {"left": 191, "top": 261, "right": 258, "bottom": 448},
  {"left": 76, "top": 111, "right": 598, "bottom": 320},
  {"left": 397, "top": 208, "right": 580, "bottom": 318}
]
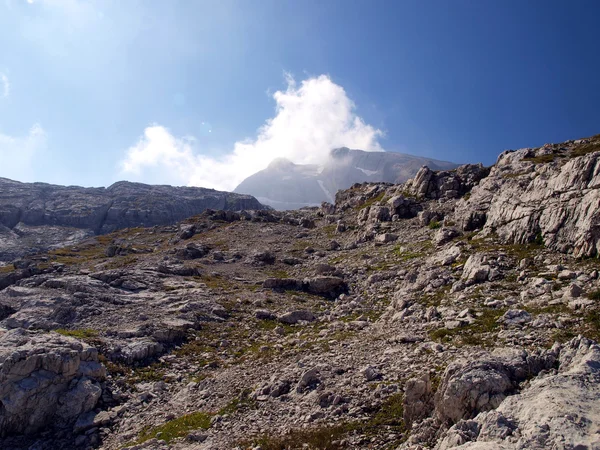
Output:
[{"left": 0, "top": 178, "right": 266, "bottom": 260}]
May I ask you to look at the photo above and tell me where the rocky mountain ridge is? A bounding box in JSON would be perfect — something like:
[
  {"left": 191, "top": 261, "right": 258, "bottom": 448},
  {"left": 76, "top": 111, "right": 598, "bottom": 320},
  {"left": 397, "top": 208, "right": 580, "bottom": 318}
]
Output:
[
  {"left": 234, "top": 148, "right": 458, "bottom": 210},
  {"left": 0, "top": 133, "right": 599, "bottom": 449},
  {"left": 0, "top": 178, "right": 266, "bottom": 261}
]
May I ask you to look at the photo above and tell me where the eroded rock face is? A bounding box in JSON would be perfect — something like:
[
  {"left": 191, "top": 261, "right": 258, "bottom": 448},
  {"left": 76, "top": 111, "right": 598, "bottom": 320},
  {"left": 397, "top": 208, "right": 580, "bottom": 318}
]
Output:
[
  {"left": 434, "top": 347, "right": 557, "bottom": 426},
  {"left": 405, "top": 164, "right": 490, "bottom": 200},
  {"left": 438, "top": 337, "right": 600, "bottom": 449},
  {"left": 0, "top": 328, "right": 105, "bottom": 436},
  {"left": 454, "top": 138, "right": 600, "bottom": 257}
]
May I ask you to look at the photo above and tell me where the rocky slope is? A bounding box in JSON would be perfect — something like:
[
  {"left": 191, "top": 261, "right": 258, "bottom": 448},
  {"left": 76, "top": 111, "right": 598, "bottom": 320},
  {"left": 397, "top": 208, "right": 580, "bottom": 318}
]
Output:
[
  {"left": 234, "top": 148, "right": 457, "bottom": 210},
  {"left": 0, "top": 178, "right": 266, "bottom": 261},
  {"left": 0, "top": 134, "right": 599, "bottom": 450}
]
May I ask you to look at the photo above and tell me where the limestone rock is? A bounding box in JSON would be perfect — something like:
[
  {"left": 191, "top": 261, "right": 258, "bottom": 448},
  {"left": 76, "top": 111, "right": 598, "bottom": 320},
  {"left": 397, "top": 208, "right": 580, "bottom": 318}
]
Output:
[{"left": 0, "top": 328, "right": 105, "bottom": 436}]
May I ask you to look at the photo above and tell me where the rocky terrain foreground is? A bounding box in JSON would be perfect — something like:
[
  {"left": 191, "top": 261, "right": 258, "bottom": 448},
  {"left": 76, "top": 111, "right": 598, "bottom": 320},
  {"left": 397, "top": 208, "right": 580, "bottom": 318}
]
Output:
[{"left": 1, "top": 134, "right": 600, "bottom": 450}]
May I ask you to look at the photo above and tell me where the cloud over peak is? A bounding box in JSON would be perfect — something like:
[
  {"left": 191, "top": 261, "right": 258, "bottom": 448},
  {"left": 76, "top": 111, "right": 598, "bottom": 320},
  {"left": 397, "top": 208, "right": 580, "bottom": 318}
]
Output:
[{"left": 120, "top": 74, "right": 384, "bottom": 192}]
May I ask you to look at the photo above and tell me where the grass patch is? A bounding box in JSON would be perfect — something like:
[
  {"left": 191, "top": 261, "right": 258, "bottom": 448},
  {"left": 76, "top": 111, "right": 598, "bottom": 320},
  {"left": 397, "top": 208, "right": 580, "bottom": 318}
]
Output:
[
  {"left": 583, "top": 309, "right": 600, "bottom": 342},
  {"left": 587, "top": 289, "right": 600, "bottom": 301},
  {"left": 54, "top": 328, "right": 98, "bottom": 339},
  {"left": 428, "top": 220, "right": 442, "bottom": 230},
  {"left": 356, "top": 192, "right": 385, "bottom": 210},
  {"left": 322, "top": 224, "right": 337, "bottom": 238},
  {"left": 0, "top": 265, "right": 15, "bottom": 274},
  {"left": 131, "top": 411, "right": 212, "bottom": 445},
  {"left": 265, "top": 269, "right": 290, "bottom": 279},
  {"left": 523, "top": 153, "right": 556, "bottom": 164},
  {"left": 572, "top": 140, "right": 600, "bottom": 158}
]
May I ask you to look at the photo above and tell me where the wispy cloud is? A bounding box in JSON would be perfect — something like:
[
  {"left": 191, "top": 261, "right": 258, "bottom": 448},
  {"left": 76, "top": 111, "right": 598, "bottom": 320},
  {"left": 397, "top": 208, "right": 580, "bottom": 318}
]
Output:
[
  {"left": 0, "top": 124, "right": 47, "bottom": 182},
  {"left": 120, "top": 74, "right": 383, "bottom": 191},
  {"left": 0, "top": 73, "right": 9, "bottom": 98}
]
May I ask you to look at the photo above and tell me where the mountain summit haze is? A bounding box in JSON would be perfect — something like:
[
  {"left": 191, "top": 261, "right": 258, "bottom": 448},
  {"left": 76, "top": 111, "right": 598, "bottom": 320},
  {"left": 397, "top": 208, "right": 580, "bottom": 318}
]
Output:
[{"left": 234, "top": 148, "right": 458, "bottom": 209}]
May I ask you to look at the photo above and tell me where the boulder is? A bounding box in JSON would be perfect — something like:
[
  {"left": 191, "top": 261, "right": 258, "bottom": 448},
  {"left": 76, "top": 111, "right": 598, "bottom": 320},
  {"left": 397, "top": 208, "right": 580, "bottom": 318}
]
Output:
[
  {"left": 0, "top": 328, "right": 105, "bottom": 436},
  {"left": 278, "top": 310, "right": 316, "bottom": 325},
  {"left": 304, "top": 276, "right": 348, "bottom": 299}
]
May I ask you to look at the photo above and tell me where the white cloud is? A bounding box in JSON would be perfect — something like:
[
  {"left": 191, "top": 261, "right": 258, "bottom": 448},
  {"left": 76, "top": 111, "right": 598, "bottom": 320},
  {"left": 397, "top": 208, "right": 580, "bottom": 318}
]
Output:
[
  {"left": 120, "top": 74, "right": 384, "bottom": 191},
  {"left": 0, "top": 73, "right": 9, "bottom": 98},
  {"left": 0, "top": 124, "right": 47, "bottom": 182}
]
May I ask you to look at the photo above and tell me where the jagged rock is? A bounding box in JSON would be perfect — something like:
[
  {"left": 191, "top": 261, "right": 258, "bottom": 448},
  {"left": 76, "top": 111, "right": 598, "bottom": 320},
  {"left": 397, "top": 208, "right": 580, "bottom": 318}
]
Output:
[
  {"left": 404, "top": 375, "right": 434, "bottom": 426},
  {"left": 361, "top": 366, "right": 381, "bottom": 381},
  {"left": 296, "top": 367, "right": 320, "bottom": 393},
  {"left": 249, "top": 250, "right": 276, "bottom": 265},
  {"left": 454, "top": 138, "right": 600, "bottom": 257},
  {"left": 438, "top": 337, "right": 600, "bottom": 449},
  {"left": 434, "top": 228, "right": 461, "bottom": 246},
  {"left": 254, "top": 309, "right": 276, "bottom": 320},
  {"left": 0, "top": 328, "right": 105, "bottom": 436},
  {"left": 178, "top": 224, "right": 196, "bottom": 240},
  {"left": 434, "top": 347, "right": 557, "bottom": 426},
  {"left": 499, "top": 309, "right": 532, "bottom": 327},
  {"left": 405, "top": 164, "right": 489, "bottom": 200},
  {"left": 176, "top": 243, "right": 209, "bottom": 259},
  {"left": 375, "top": 233, "right": 398, "bottom": 243},
  {"left": 367, "top": 206, "right": 391, "bottom": 223},
  {"left": 461, "top": 254, "right": 491, "bottom": 285}
]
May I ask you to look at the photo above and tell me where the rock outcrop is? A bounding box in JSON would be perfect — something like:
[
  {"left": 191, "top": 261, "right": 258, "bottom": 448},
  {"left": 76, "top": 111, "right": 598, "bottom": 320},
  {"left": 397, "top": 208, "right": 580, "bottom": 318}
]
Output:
[
  {"left": 455, "top": 136, "right": 600, "bottom": 257},
  {"left": 437, "top": 337, "right": 600, "bottom": 449},
  {"left": 0, "top": 328, "right": 105, "bottom": 436}
]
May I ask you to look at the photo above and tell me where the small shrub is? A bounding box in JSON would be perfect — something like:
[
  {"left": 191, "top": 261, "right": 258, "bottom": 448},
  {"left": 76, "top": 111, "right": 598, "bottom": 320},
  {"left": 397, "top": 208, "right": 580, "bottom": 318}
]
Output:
[
  {"left": 54, "top": 328, "right": 98, "bottom": 339},
  {"left": 428, "top": 220, "right": 441, "bottom": 230}
]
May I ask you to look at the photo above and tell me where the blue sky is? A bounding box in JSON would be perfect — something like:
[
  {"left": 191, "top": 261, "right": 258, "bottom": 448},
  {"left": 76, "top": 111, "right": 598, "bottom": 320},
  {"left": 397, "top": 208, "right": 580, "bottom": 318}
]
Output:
[{"left": 1, "top": 0, "right": 599, "bottom": 190}]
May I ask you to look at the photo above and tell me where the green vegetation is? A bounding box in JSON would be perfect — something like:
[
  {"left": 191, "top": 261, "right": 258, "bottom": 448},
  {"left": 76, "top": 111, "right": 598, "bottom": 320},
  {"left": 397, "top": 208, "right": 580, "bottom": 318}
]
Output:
[
  {"left": 356, "top": 192, "right": 385, "bottom": 210},
  {"left": 428, "top": 220, "right": 442, "bottom": 230},
  {"left": 0, "top": 265, "right": 15, "bottom": 274},
  {"left": 587, "top": 289, "right": 600, "bottom": 301},
  {"left": 54, "top": 328, "right": 98, "bottom": 339},
  {"left": 572, "top": 140, "right": 600, "bottom": 158},
  {"left": 393, "top": 241, "right": 433, "bottom": 261},
  {"left": 265, "top": 269, "right": 290, "bottom": 279},
  {"left": 131, "top": 411, "right": 212, "bottom": 445},
  {"left": 322, "top": 224, "right": 337, "bottom": 238},
  {"left": 583, "top": 309, "right": 600, "bottom": 342},
  {"left": 523, "top": 153, "right": 556, "bottom": 164}
]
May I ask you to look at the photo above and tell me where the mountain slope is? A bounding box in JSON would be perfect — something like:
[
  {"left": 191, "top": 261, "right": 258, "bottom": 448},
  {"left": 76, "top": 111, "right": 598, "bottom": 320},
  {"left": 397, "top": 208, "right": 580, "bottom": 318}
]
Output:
[
  {"left": 234, "top": 148, "right": 458, "bottom": 209},
  {"left": 0, "top": 178, "right": 266, "bottom": 261}
]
